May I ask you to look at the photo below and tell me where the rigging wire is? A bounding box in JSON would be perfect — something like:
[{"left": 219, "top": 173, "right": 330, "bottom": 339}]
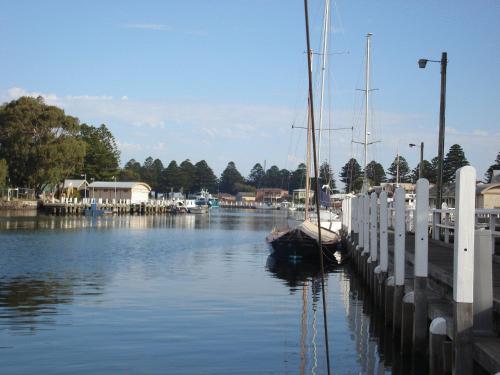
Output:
[{"left": 303, "top": 0, "right": 331, "bottom": 373}]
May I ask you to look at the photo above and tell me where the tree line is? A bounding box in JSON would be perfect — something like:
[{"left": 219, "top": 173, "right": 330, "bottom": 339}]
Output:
[{"left": 0, "top": 96, "right": 498, "bottom": 196}]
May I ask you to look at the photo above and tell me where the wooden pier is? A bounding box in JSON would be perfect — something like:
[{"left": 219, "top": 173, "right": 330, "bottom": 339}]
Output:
[
  {"left": 341, "top": 166, "right": 500, "bottom": 374},
  {"left": 40, "top": 198, "right": 174, "bottom": 216}
]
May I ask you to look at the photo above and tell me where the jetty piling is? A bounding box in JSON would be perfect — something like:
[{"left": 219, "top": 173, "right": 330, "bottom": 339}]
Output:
[{"left": 342, "top": 165, "right": 500, "bottom": 374}]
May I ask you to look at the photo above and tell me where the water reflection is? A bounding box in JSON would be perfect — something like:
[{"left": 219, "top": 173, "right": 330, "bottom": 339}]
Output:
[
  {"left": 0, "top": 209, "right": 288, "bottom": 231},
  {"left": 0, "top": 275, "right": 104, "bottom": 335}
]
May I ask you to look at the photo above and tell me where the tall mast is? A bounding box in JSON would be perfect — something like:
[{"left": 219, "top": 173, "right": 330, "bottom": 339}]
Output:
[
  {"left": 303, "top": 0, "right": 331, "bottom": 373},
  {"left": 362, "top": 33, "right": 372, "bottom": 192},
  {"left": 364, "top": 33, "right": 372, "bottom": 175},
  {"left": 317, "top": 0, "right": 330, "bottom": 165}
]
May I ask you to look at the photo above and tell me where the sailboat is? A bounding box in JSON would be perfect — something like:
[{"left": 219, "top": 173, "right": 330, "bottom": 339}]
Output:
[{"left": 267, "top": 0, "right": 340, "bottom": 263}]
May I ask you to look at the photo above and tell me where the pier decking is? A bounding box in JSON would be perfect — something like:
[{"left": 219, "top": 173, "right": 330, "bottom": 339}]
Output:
[{"left": 342, "top": 166, "right": 500, "bottom": 374}]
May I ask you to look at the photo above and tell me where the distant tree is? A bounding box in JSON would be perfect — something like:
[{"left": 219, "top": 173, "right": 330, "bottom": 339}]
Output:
[
  {"left": 263, "top": 165, "right": 281, "bottom": 188},
  {"left": 443, "top": 144, "right": 469, "bottom": 183},
  {"left": 179, "top": 159, "right": 196, "bottom": 193},
  {"left": 318, "top": 161, "right": 337, "bottom": 192},
  {"left": 279, "top": 169, "right": 291, "bottom": 190},
  {"left": 485, "top": 152, "right": 500, "bottom": 183},
  {"left": 119, "top": 159, "right": 141, "bottom": 181},
  {"left": 138, "top": 157, "right": 163, "bottom": 191},
  {"left": 411, "top": 159, "right": 435, "bottom": 182},
  {"left": 0, "top": 159, "right": 7, "bottom": 188},
  {"left": 219, "top": 161, "right": 244, "bottom": 194},
  {"left": 234, "top": 182, "right": 256, "bottom": 193},
  {"left": 387, "top": 155, "right": 411, "bottom": 183},
  {"left": 289, "top": 163, "right": 307, "bottom": 192},
  {"left": 193, "top": 160, "right": 217, "bottom": 193},
  {"left": 365, "top": 161, "right": 386, "bottom": 186},
  {"left": 160, "top": 160, "right": 183, "bottom": 192},
  {"left": 340, "top": 158, "right": 362, "bottom": 193},
  {"left": 247, "top": 163, "right": 265, "bottom": 188},
  {"left": 80, "top": 123, "right": 120, "bottom": 181},
  {"left": 0, "top": 96, "right": 85, "bottom": 194}
]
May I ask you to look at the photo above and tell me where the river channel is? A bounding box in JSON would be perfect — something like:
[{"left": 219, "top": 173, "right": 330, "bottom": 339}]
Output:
[{"left": 0, "top": 210, "right": 393, "bottom": 374}]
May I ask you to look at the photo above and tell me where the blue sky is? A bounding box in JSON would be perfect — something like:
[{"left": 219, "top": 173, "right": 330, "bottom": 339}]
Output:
[{"left": 0, "top": 0, "right": 499, "bottom": 183}]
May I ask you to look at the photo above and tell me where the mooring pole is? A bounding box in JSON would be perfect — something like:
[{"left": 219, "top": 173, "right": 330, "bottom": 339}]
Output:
[
  {"left": 413, "top": 178, "right": 430, "bottom": 368},
  {"left": 453, "top": 166, "right": 476, "bottom": 375}
]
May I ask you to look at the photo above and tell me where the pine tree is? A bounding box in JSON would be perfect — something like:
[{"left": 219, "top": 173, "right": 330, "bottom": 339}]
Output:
[
  {"left": 289, "top": 163, "right": 307, "bottom": 191},
  {"left": 411, "top": 159, "right": 435, "bottom": 183},
  {"left": 219, "top": 161, "right": 244, "bottom": 194},
  {"left": 485, "top": 151, "right": 500, "bottom": 183},
  {"left": 340, "top": 158, "right": 362, "bottom": 193},
  {"left": 193, "top": 160, "right": 217, "bottom": 193},
  {"left": 365, "top": 161, "right": 386, "bottom": 186},
  {"left": 247, "top": 163, "right": 265, "bottom": 188},
  {"left": 387, "top": 155, "right": 411, "bottom": 183},
  {"left": 443, "top": 144, "right": 469, "bottom": 183}
]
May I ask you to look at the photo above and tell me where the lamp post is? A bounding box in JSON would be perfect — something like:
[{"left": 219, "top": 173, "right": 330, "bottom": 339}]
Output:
[
  {"left": 418, "top": 52, "right": 447, "bottom": 208},
  {"left": 409, "top": 142, "right": 424, "bottom": 179}
]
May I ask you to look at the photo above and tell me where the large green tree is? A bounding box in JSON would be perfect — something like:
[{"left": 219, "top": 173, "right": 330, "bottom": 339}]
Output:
[
  {"left": 387, "top": 155, "right": 411, "bottom": 183},
  {"left": 193, "top": 160, "right": 218, "bottom": 193},
  {"left": 443, "top": 144, "right": 469, "bottom": 183},
  {"left": 247, "top": 163, "right": 265, "bottom": 188},
  {"left": 365, "top": 160, "right": 386, "bottom": 186},
  {"left": 340, "top": 158, "right": 362, "bottom": 193},
  {"left": 80, "top": 123, "right": 120, "bottom": 181},
  {"left": 485, "top": 151, "right": 500, "bottom": 183},
  {"left": 219, "top": 161, "right": 244, "bottom": 194},
  {"left": 0, "top": 96, "right": 85, "bottom": 193}
]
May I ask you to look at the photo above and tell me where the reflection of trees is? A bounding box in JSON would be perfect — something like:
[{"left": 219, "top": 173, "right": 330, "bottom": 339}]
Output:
[{"left": 0, "top": 276, "right": 104, "bottom": 334}]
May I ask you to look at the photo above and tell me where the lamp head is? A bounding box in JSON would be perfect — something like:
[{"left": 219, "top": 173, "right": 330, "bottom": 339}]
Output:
[
  {"left": 418, "top": 59, "right": 428, "bottom": 69},
  {"left": 409, "top": 143, "right": 416, "bottom": 147}
]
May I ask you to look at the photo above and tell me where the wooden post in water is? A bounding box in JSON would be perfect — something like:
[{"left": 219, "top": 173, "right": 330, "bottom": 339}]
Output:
[
  {"left": 393, "top": 187, "right": 406, "bottom": 340},
  {"left": 413, "top": 178, "right": 429, "bottom": 365},
  {"left": 429, "top": 317, "right": 447, "bottom": 375},
  {"left": 379, "top": 192, "right": 388, "bottom": 311},
  {"left": 452, "top": 166, "right": 476, "bottom": 375}
]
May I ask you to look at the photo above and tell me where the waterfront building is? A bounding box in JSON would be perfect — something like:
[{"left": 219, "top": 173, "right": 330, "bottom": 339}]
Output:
[{"left": 88, "top": 181, "right": 151, "bottom": 204}]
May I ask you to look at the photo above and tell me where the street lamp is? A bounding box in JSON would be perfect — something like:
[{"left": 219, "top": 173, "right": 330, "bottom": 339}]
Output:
[
  {"left": 409, "top": 142, "right": 424, "bottom": 179},
  {"left": 418, "top": 52, "right": 447, "bottom": 208}
]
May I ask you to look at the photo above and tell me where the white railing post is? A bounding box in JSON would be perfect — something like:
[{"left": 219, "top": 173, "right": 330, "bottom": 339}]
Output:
[
  {"left": 394, "top": 187, "right": 406, "bottom": 286},
  {"left": 392, "top": 187, "right": 406, "bottom": 338},
  {"left": 433, "top": 210, "right": 440, "bottom": 240},
  {"left": 347, "top": 197, "right": 352, "bottom": 234},
  {"left": 444, "top": 212, "right": 450, "bottom": 244},
  {"left": 474, "top": 229, "right": 493, "bottom": 333},
  {"left": 452, "top": 166, "right": 476, "bottom": 375},
  {"left": 413, "top": 178, "right": 429, "bottom": 358},
  {"left": 370, "top": 192, "right": 378, "bottom": 262},
  {"left": 380, "top": 192, "right": 388, "bottom": 273},
  {"left": 358, "top": 196, "right": 364, "bottom": 250},
  {"left": 363, "top": 194, "right": 370, "bottom": 255}
]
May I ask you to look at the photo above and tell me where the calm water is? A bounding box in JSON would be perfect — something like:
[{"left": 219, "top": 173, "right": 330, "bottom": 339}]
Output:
[{"left": 0, "top": 210, "right": 392, "bottom": 374}]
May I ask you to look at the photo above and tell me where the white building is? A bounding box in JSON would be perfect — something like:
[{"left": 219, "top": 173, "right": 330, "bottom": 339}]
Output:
[{"left": 88, "top": 181, "right": 151, "bottom": 204}]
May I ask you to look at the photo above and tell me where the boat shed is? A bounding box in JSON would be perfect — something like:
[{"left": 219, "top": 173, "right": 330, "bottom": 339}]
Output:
[{"left": 88, "top": 181, "right": 151, "bottom": 204}]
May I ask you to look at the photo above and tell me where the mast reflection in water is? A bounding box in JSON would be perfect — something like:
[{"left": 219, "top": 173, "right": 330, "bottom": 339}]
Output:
[{"left": 266, "top": 256, "right": 394, "bottom": 374}]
